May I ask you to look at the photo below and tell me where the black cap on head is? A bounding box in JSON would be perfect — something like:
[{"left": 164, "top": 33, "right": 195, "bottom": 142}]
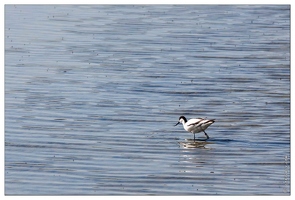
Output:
[{"left": 179, "top": 116, "right": 187, "bottom": 123}]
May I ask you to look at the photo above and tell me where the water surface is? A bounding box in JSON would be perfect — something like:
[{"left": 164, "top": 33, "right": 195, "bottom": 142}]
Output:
[{"left": 5, "top": 5, "right": 290, "bottom": 195}]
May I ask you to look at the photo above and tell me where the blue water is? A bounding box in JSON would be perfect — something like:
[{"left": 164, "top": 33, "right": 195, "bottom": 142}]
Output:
[{"left": 5, "top": 5, "right": 290, "bottom": 195}]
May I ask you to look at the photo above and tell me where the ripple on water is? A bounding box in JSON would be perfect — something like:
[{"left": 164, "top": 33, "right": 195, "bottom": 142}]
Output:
[{"left": 5, "top": 5, "right": 290, "bottom": 195}]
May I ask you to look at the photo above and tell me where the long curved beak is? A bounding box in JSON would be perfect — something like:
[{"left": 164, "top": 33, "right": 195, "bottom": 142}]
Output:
[{"left": 174, "top": 122, "right": 180, "bottom": 126}]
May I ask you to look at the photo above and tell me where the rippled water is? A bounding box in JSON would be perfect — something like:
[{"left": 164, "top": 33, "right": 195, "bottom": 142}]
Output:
[{"left": 5, "top": 5, "right": 290, "bottom": 195}]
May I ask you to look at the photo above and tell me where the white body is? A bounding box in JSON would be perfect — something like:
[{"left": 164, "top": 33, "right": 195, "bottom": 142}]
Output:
[{"left": 179, "top": 118, "right": 214, "bottom": 134}]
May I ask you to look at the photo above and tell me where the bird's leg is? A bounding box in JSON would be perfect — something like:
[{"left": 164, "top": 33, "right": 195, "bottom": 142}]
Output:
[
  {"left": 203, "top": 130, "right": 210, "bottom": 140},
  {"left": 199, "top": 125, "right": 210, "bottom": 140},
  {"left": 194, "top": 133, "right": 195, "bottom": 142}
]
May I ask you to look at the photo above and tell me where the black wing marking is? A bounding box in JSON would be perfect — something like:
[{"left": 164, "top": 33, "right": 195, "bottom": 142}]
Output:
[
  {"left": 187, "top": 118, "right": 205, "bottom": 126},
  {"left": 187, "top": 119, "right": 215, "bottom": 127}
]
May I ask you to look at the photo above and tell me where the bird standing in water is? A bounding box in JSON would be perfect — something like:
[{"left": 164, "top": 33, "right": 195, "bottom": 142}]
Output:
[{"left": 175, "top": 116, "right": 215, "bottom": 142}]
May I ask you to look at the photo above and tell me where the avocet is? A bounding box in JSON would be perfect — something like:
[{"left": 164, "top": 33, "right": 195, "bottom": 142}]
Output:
[{"left": 175, "top": 116, "right": 215, "bottom": 141}]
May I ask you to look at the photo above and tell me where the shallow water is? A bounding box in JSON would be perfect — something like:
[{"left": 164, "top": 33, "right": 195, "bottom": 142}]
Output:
[{"left": 5, "top": 5, "right": 290, "bottom": 195}]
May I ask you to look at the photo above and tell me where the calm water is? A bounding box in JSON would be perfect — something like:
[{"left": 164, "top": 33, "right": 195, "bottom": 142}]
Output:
[{"left": 5, "top": 5, "right": 290, "bottom": 195}]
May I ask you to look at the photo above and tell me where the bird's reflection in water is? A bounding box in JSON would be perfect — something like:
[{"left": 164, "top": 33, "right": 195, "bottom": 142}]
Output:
[{"left": 179, "top": 139, "right": 213, "bottom": 149}]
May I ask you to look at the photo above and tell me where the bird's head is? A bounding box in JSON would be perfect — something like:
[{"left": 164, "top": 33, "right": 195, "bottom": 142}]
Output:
[{"left": 174, "top": 116, "right": 187, "bottom": 126}]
